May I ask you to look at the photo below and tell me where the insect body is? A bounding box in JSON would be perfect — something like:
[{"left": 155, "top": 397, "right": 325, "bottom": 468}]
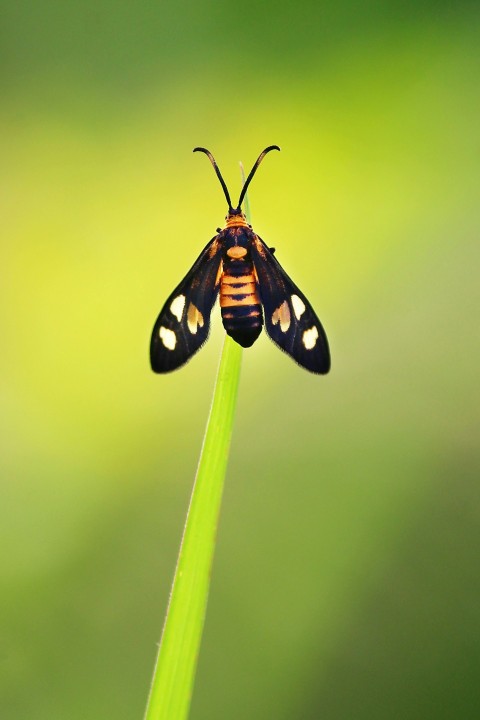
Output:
[{"left": 150, "top": 146, "right": 330, "bottom": 374}]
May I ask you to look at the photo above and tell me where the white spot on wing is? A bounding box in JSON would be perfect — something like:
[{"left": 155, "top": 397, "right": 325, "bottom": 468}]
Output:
[
  {"left": 302, "top": 326, "right": 319, "bottom": 350},
  {"left": 291, "top": 294, "right": 306, "bottom": 320},
  {"left": 187, "top": 302, "right": 205, "bottom": 334},
  {"left": 170, "top": 295, "right": 185, "bottom": 322},
  {"left": 271, "top": 300, "right": 291, "bottom": 332},
  {"left": 159, "top": 326, "right": 176, "bottom": 350}
]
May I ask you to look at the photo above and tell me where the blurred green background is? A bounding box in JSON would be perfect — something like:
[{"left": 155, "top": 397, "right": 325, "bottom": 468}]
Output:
[{"left": 2, "top": 1, "right": 479, "bottom": 718}]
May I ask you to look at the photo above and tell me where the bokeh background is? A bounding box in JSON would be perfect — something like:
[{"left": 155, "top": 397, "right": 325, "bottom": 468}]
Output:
[{"left": 2, "top": 1, "right": 479, "bottom": 718}]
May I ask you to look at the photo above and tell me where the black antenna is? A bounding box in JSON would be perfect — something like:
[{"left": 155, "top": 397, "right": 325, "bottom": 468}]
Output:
[
  {"left": 193, "top": 147, "right": 233, "bottom": 211},
  {"left": 237, "top": 145, "right": 280, "bottom": 209}
]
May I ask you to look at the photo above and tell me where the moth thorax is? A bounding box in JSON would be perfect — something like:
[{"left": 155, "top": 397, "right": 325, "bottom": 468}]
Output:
[{"left": 226, "top": 246, "right": 248, "bottom": 259}]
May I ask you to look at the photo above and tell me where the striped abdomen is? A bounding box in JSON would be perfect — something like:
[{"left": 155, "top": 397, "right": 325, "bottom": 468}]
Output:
[{"left": 220, "top": 253, "right": 263, "bottom": 348}]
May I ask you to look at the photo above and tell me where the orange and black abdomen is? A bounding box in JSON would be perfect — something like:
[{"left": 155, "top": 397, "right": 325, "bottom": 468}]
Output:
[{"left": 220, "top": 247, "right": 263, "bottom": 348}]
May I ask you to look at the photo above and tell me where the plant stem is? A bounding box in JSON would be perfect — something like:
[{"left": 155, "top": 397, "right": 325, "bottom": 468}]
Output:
[{"left": 144, "top": 162, "right": 250, "bottom": 720}]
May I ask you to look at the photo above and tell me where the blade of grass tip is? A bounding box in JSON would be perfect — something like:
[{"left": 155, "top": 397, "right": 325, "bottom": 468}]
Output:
[
  {"left": 144, "top": 162, "right": 251, "bottom": 720},
  {"left": 239, "top": 161, "right": 251, "bottom": 223}
]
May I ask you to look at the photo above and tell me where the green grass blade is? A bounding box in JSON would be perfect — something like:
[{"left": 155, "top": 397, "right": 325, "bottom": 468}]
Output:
[
  {"left": 144, "top": 336, "right": 242, "bottom": 720},
  {"left": 144, "top": 163, "right": 250, "bottom": 720},
  {"left": 239, "top": 161, "right": 251, "bottom": 222}
]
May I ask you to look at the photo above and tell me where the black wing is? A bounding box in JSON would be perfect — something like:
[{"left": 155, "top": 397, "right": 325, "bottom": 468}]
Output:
[
  {"left": 150, "top": 235, "right": 224, "bottom": 372},
  {"left": 250, "top": 235, "right": 330, "bottom": 374}
]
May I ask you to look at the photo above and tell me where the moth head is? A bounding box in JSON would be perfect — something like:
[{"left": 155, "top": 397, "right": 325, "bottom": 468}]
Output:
[{"left": 225, "top": 208, "right": 248, "bottom": 228}]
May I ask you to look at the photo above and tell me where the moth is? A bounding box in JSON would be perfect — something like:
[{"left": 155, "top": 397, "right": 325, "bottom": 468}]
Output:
[{"left": 150, "top": 146, "right": 330, "bottom": 374}]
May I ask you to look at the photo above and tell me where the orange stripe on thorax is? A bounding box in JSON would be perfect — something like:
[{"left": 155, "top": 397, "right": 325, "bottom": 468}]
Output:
[
  {"left": 221, "top": 281, "right": 257, "bottom": 296},
  {"left": 220, "top": 293, "right": 260, "bottom": 307},
  {"left": 221, "top": 271, "right": 255, "bottom": 285},
  {"left": 220, "top": 271, "right": 260, "bottom": 307}
]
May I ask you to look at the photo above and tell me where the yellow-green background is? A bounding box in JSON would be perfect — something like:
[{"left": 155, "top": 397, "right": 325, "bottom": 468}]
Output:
[{"left": 2, "top": 2, "right": 479, "bottom": 718}]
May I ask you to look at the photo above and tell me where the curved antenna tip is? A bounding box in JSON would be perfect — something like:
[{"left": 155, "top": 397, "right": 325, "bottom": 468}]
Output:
[
  {"left": 193, "top": 147, "right": 233, "bottom": 209},
  {"left": 236, "top": 145, "right": 281, "bottom": 209}
]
